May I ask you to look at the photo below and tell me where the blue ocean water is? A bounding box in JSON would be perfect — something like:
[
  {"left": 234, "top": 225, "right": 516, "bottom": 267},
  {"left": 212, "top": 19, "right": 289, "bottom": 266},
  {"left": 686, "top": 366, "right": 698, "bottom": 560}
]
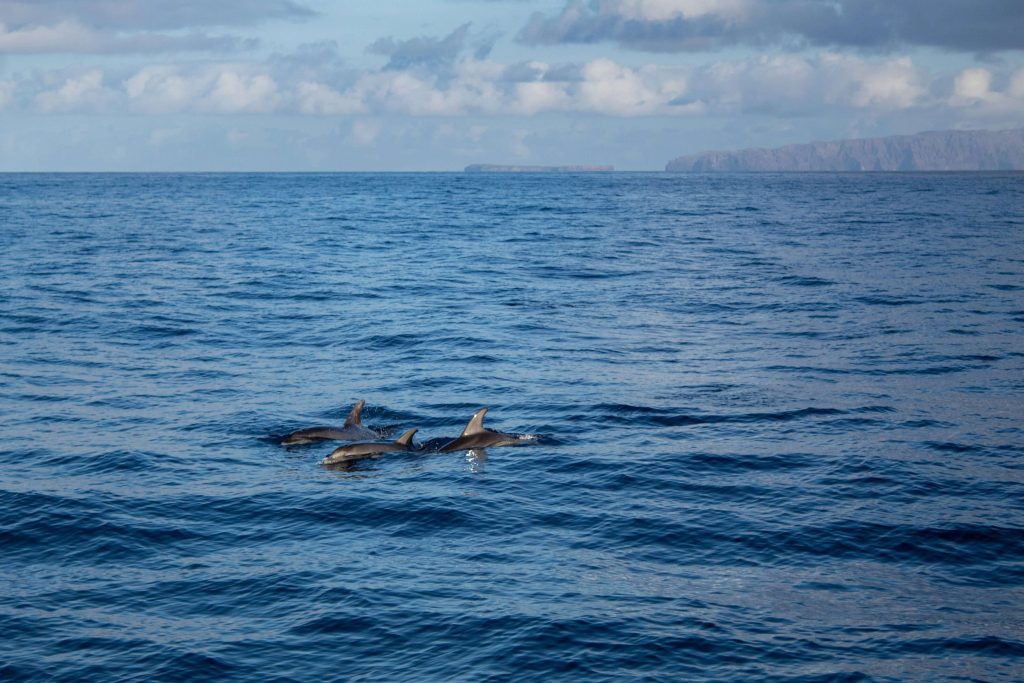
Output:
[{"left": 1, "top": 172, "right": 1022, "bottom": 682}]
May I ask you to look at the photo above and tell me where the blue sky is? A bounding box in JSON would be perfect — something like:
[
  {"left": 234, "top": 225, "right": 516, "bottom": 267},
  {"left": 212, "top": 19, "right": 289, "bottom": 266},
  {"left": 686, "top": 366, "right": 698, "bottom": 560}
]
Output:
[{"left": 1, "top": 0, "right": 1022, "bottom": 170}]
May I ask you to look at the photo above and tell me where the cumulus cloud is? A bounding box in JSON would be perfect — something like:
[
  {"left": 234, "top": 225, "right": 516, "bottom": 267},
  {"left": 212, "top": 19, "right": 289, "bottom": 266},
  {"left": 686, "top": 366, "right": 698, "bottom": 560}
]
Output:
[
  {"left": 520, "top": 0, "right": 1024, "bottom": 53},
  {"left": 202, "top": 71, "right": 279, "bottom": 113},
  {"left": 294, "top": 81, "right": 365, "bottom": 115},
  {"left": 36, "top": 70, "right": 117, "bottom": 112},
  {"left": 577, "top": 59, "right": 687, "bottom": 115},
  {"left": 220, "top": 52, "right": 923, "bottom": 117},
  {"left": 949, "top": 66, "right": 1024, "bottom": 117},
  {"left": 831, "top": 55, "right": 926, "bottom": 109},
  {"left": 124, "top": 64, "right": 280, "bottom": 113},
  {"left": 514, "top": 78, "right": 572, "bottom": 115},
  {"left": 954, "top": 68, "right": 995, "bottom": 101},
  {"left": 11, "top": 36, "right": 1021, "bottom": 124},
  {"left": 680, "top": 53, "right": 929, "bottom": 115},
  {"left": 354, "top": 60, "right": 507, "bottom": 116},
  {"left": 123, "top": 66, "right": 202, "bottom": 113}
]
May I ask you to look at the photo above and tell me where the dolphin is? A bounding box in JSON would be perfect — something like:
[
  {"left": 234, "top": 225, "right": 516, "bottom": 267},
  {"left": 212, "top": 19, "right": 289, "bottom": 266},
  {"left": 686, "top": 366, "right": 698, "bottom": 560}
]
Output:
[
  {"left": 321, "top": 428, "right": 418, "bottom": 465},
  {"left": 438, "top": 408, "right": 532, "bottom": 452},
  {"left": 280, "top": 399, "right": 379, "bottom": 446}
]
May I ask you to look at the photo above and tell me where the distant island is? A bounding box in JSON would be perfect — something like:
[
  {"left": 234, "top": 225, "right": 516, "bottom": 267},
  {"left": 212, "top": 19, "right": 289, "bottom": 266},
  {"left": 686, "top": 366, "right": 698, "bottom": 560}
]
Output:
[
  {"left": 465, "top": 164, "right": 614, "bottom": 173},
  {"left": 666, "top": 128, "right": 1024, "bottom": 172}
]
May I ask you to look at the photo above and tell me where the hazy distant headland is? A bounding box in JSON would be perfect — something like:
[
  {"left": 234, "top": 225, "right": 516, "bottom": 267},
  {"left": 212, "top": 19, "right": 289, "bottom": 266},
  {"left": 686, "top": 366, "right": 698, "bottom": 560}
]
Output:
[
  {"left": 666, "top": 128, "right": 1024, "bottom": 172},
  {"left": 465, "top": 164, "right": 614, "bottom": 173}
]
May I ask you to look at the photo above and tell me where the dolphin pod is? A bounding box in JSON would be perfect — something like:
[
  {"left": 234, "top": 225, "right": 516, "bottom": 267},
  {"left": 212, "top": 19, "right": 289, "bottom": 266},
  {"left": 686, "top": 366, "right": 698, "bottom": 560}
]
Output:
[{"left": 280, "top": 401, "right": 538, "bottom": 465}]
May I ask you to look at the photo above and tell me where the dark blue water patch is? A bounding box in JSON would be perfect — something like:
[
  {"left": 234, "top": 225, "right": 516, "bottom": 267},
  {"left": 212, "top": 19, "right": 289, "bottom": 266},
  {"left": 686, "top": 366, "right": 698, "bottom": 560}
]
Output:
[
  {"left": 587, "top": 404, "right": 850, "bottom": 427},
  {"left": 923, "top": 440, "right": 984, "bottom": 454},
  {"left": 674, "top": 450, "right": 819, "bottom": 474},
  {"left": 775, "top": 275, "right": 838, "bottom": 287},
  {"left": 659, "top": 521, "right": 1024, "bottom": 570},
  {"left": 1, "top": 502, "right": 211, "bottom": 567},
  {"left": 896, "top": 636, "right": 1024, "bottom": 657},
  {"left": 2, "top": 172, "right": 1023, "bottom": 681},
  {"left": 763, "top": 362, "right": 992, "bottom": 376},
  {"left": 918, "top": 440, "right": 1024, "bottom": 462},
  {"left": 854, "top": 295, "right": 925, "bottom": 307}
]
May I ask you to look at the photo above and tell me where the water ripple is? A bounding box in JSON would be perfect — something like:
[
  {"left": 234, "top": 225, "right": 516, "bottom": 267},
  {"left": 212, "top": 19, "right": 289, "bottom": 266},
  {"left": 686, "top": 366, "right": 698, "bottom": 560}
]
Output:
[{"left": 1, "top": 172, "right": 1022, "bottom": 682}]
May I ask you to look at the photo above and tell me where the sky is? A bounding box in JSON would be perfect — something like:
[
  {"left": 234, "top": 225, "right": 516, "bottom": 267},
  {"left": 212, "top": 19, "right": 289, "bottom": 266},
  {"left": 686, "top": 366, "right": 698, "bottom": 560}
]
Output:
[{"left": 1, "top": 0, "right": 1022, "bottom": 171}]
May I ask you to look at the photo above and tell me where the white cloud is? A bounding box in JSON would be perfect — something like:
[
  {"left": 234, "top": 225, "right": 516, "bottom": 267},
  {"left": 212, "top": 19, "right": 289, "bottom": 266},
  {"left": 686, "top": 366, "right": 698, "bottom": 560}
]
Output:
[
  {"left": 845, "top": 56, "right": 926, "bottom": 109},
  {"left": 200, "top": 71, "right": 278, "bottom": 113},
  {"left": 294, "top": 81, "right": 364, "bottom": 115},
  {"left": 10, "top": 46, "right": 1016, "bottom": 123},
  {"left": 690, "top": 53, "right": 928, "bottom": 114},
  {"left": 953, "top": 68, "right": 993, "bottom": 100},
  {"left": 125, "top": 66, "right": 204, "bottom": 113},
  {"left": 514, "top": 80, "right": 571, "bottom": 115},
  {"left": 948, "top": 66, "right": 1024, "bottom": 117},
  {"left": 358, "top": 71, "right": 446, "bottom": 115},
  {"left": 125, "top": 64, "right": 279, "bottom": 113},
  {"left": 349, "top": 62, "right": 506, "bottom": 117},
  {"left": 697, "top": 55, "right": 816, "bottom": 112},
  {"left": 579, "top": 59, "right": 686, "bottom": 116},
  {"left": 36, "top": 70, "right": 115, "bottom": 113}
]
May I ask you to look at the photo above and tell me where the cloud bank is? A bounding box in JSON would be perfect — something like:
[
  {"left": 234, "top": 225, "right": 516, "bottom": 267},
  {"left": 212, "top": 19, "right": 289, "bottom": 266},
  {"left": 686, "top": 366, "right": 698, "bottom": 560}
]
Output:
[
  {"left": 16, "top": 48, "right": 1024, "bottom": 122},
  {"left": 0, "top": 0, "right": 313, "bottom": 54},
  {"left": 0, "top": 21, "right": 257, "bottom": 54},
  {"left": 520, "top": 0, "right": 1024, "bottom": 53},
  {"left": 0, "top": 0, "right": 314, "bottom": 30}
]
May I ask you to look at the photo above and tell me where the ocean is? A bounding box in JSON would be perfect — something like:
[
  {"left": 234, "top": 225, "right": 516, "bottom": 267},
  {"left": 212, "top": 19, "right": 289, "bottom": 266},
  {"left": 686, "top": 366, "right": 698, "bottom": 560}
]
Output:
[{"left": 1, "top": 172, "right": 1022, "bottom": 682}]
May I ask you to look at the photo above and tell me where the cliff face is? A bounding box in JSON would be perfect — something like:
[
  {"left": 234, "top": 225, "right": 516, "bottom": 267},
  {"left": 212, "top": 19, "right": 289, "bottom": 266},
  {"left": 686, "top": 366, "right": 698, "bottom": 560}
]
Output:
[{"left": 666, "top": 128, "right": 1024, "bottom": 172}]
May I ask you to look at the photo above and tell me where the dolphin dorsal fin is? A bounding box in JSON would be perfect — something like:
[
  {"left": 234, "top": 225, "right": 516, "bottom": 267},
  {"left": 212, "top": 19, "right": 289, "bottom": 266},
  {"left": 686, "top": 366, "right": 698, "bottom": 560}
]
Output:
[
  {"left": 343, "top": 399, "right": 366, "bottom": 427},
  {"left": 460, "top": 408, "right": 488, "bottom": 436},
  {"left": 395, "top": 428, "right": 417, "bottom": 446}
]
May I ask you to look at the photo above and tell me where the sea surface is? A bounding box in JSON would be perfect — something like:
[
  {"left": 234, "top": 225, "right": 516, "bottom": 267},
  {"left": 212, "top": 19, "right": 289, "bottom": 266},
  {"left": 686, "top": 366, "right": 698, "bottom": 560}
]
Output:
[{"left": 1, "top": 172, "right": 1022, "bottom": 682}]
